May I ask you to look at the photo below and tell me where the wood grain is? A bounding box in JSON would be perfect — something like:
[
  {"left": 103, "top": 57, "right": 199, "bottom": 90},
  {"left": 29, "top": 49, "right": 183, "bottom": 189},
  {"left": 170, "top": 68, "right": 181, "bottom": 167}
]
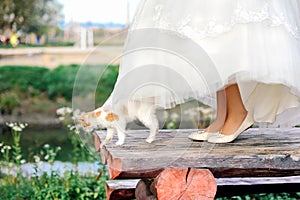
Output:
[{"left": 95, "top": 128, "right": 300, "bottom": 179}]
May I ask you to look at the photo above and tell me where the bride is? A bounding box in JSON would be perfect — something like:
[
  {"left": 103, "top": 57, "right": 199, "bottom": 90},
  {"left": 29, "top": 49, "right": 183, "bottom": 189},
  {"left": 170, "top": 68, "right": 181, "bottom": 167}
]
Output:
[{"left": 109, "top": 0, "right": 300, "bottom": 143}]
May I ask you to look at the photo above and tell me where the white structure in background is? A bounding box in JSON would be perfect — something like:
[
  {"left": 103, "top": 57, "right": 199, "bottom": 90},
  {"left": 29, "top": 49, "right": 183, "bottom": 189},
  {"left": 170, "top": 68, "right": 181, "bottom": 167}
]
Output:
[
  {"left": 87, "top": 29, "right": 94, "bottom": 48},
  {"left": 80, "top": 27, "right": 94, "bottom": 49},
  {"left": 80, "top": 27, "right": 87, "bottom": 49}
]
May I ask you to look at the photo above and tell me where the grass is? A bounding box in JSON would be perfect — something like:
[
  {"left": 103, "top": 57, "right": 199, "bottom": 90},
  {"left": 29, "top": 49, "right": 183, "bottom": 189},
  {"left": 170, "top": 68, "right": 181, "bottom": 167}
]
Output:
[{"left": 0, "top": 42, "right": 75, "bottom": 49}]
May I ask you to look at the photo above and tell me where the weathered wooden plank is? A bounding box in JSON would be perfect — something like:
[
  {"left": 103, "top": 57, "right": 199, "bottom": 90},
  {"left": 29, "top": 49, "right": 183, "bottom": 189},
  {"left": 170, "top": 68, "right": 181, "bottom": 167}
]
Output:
[
  {"left": 106, "top": 176, "right": 300, "bottom": 199},
  {"left": 96, "top": 128, "right": 300, "bottom": 179},
  {"left": 216, "top": 176, "right": 300, "bottom": 197}
]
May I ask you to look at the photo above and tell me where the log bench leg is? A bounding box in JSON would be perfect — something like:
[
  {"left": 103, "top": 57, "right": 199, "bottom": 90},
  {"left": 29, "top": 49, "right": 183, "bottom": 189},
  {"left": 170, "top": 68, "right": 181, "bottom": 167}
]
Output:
[
  {"left": 136, "top": 168, "right": 217, "bottom": 200},
  {"left": 106, "top": 179, "right": 139, "bottom": 200}
]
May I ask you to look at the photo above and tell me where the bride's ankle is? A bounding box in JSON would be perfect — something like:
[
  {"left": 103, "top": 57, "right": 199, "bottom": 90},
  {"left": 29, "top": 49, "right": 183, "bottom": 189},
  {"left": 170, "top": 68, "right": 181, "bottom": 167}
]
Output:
[{"left": 205, "top": 120, "right": 224, "bottom": 132}]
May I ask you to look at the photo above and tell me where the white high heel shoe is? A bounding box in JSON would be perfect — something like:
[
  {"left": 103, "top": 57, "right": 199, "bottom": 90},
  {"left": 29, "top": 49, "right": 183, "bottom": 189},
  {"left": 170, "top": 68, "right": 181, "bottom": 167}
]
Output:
[
  {"left": 188, "top": 130, "right": 219, "bottom": 141},
  {"left": 207, "top": 113, "right": 254, "bottom": 144}
]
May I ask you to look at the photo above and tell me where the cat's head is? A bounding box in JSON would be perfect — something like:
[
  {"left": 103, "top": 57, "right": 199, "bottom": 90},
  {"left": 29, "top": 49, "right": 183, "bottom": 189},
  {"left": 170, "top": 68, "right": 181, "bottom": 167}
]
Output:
[{"left": 77, "top": 110, "right": 102, "bottom": 132}]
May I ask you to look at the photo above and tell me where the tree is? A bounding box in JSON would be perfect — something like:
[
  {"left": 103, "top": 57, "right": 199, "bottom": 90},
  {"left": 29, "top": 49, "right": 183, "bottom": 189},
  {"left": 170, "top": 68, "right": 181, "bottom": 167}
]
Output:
[{"left": 0, "top": 0, "right": 63, "bottom": 36}]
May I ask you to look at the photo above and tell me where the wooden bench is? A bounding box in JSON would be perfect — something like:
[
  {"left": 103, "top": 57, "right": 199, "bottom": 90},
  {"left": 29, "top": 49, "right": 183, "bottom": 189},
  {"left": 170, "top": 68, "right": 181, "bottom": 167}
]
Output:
[{"left": 94, "top": 128, "right": 300, "bottom": 199}]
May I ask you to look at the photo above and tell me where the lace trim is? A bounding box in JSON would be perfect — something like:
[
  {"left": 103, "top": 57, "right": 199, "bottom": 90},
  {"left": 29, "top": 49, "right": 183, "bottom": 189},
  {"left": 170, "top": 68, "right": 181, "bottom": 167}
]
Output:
[{"left": 150, "top": 2, "right": 300, "bottom": 40}]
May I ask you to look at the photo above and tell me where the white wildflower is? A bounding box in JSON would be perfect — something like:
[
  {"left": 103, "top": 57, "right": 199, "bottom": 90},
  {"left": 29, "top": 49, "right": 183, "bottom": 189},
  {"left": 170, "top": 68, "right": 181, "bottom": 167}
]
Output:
[
  {"left": 65, "top": 107, "right": 72, "bottom": 114},
  {"left": 58, "top": 116, "right": 65, "bottom": 121},
  {"left": 57, "top": 146, "right": 61, "bottom": 151},
  {"left": 56, "top": 107, "right": 72, "bottom": 116},
  {"left": 33, "top": 155, "right": 41, "bottom": 163},
  {"left": 44, "top": 155, "right": 49, "bottom": 160},
  {"left": 20, "top": 159, "right": 26, "bottom": 164},
  {"left": 4, "top": 145, "right": 11, "bottom": 150},
  {"left": 56, "top": 107, "right": 65, "bottom": 116},
  {"left": 6, "top": 122, "right": 13, "bottom": 127},
  {"left": 74, "top": 128, "right": 80, "bottom": 134},
  {"left": 68, "top": 125, "right": 76, "bottom": 131},
  {"left": 16, "top": 155, "right": 22, "bottom": 160},
  {"left": 0, "top": 143, "right": 3, "bottom": 147},
  {"left": 73, "top": 109, "right": 81, "bottom": 115},
  {"left": 44, "top": 144, "right": 50, "bottom": 148},
  {"left": 1, "top": 149, "right": 4, "bottom": 153},
  {"left": 6, "top": 122, "right": 28, "bottom": 132},
  {"left": 13, "top": 126, "right": 22, "bottom": 132}
]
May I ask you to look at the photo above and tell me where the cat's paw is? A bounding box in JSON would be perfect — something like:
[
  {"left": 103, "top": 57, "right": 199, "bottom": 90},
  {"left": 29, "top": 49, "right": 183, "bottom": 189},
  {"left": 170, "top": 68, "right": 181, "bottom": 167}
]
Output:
[
  {"left": 146, "top": 137, "right": 154, "bottom": 143},
  {"left": 100, "top": 143, "right": 106, "bottom": 149},
  {"left": 104, "top": 137, "right": 113, "bottom": 144},
  {"left": 115, "top": 140, "right": 124, "bottom": 146}
]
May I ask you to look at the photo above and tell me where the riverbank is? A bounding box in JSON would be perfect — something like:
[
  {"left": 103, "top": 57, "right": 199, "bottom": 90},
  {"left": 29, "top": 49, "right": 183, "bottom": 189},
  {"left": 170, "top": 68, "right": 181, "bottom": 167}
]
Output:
[{"left": 0, "top": 46, "right": 123, "bottom": 69}]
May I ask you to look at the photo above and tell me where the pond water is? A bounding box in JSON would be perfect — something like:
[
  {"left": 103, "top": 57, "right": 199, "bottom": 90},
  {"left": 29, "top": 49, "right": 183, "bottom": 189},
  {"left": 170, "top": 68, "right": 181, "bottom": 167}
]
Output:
[
  {"left": 0, "top": 126, "right": 77, "bottom": 162},
  {"left": 1, "top": 161, "right": 102, "bottom": 178}
]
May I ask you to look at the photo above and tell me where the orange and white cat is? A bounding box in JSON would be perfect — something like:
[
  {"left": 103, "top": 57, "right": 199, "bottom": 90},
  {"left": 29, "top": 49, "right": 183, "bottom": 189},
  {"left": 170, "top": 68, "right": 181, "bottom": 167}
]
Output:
[{"left": 78, "top": 100, "right": 159, "bottom": 147}]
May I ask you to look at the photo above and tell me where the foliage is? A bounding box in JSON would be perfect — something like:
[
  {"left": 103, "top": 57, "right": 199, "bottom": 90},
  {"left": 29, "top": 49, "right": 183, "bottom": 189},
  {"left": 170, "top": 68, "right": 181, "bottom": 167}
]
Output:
[
  {"left": 44, "top": 64, "right": 119, "bottom": 104},
  {"left": 30, "top": 171, "right": 107, "bottom": 200},
  {"left": 0, "top": 66, "right": 49, "bottom": 93},
  {"left": 56, "top": 107, "right": 97, "bottom": 164},
  {"left": 0, "top": 64, "right": 119, "bottom": 114},
  {"left": 0, "top": 0, "right": 63, "bottom": 36},
  {"left": 0, "top": 91, "right": 20, "bottom": 114},
  {"left": 44, "top": 64, "right": 79, "bottom": 100},
  {"left": 0, "top": 171, "right": 107, "bottom": 200},
  {"left": 0, "top": 121, "right": 107, "bottom": 199},
  {"left": 0, "top": 42, "right": 75, "bottom": 48}
]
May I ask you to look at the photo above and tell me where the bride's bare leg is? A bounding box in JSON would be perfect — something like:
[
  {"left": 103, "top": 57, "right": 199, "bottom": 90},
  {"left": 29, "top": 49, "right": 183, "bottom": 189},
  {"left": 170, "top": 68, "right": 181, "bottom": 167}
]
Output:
[
  {"left": 220, "top": 83, "right": 248, "bottom": 135},
  {"left": 205, "top": 90, "right": 227, "bottom": 132}
]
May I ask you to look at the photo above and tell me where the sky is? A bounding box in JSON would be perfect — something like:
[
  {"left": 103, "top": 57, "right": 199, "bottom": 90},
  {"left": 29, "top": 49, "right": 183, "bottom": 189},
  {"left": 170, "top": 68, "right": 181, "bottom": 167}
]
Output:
[{"left": 57, "top": 0, "right": 141, "bottom": 24}]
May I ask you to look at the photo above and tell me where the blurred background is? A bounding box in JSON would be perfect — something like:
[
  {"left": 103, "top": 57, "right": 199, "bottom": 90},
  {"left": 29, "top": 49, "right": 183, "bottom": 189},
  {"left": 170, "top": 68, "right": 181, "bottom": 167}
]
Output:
[
  {"left": 0, "top": 0, "right": 144, "bottom": 161},
  {"left": 0, "top": 0, "right": 210, "bottom": 161}
]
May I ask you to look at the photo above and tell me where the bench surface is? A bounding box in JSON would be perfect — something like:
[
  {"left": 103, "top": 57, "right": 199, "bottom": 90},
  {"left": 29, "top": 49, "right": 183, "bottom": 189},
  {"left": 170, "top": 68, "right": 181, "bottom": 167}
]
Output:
[{"left": 95, "top": 128, "right": 300, "bottom": 179}]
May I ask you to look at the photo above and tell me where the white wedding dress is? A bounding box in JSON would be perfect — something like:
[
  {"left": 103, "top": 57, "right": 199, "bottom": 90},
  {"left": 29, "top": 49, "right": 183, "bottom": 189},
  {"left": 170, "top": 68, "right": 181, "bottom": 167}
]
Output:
[{"left": 108, "top": 0, "right": 300, "bottom": 127}]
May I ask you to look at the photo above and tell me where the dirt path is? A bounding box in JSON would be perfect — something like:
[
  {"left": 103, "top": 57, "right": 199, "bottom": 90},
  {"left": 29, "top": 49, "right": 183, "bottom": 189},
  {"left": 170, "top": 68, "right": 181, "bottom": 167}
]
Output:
[{"left": 0, "top": 46, "right": 123, "bottom": 69}]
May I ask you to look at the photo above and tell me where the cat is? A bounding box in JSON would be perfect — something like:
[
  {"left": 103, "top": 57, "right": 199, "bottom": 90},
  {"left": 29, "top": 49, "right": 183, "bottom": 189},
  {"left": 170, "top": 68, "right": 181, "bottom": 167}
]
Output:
[{"left": 77, "top": 99, "right": 159, "bottom": 148}]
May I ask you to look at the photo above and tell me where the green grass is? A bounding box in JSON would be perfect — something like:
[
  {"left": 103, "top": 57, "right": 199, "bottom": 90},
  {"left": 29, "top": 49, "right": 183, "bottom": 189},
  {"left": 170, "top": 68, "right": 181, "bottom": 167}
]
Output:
[
  {"left": 0, "top": 64, "right": 119, "bottom": 116},
  {"left": 0, "top": 171, "right": 108, "bottom": 200},
  {"left": 0, "top": 42, "right": 75, "bottom": 48}
]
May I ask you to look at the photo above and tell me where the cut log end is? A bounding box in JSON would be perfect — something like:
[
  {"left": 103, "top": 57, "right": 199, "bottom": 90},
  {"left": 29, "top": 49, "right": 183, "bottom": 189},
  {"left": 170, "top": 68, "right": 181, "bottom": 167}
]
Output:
[
  {"left": 136, "top": 168, "right": 217, "bottom": 200},
  {"left": 135, "top": 179, "right": 157, "bottom": 200}
]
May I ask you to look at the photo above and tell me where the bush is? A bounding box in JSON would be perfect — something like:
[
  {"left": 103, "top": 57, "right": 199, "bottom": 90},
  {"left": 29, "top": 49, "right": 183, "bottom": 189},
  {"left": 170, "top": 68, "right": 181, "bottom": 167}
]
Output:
[
  {"left": 45, "top": 64, "right": 119, "bottom": 104},
  {"left": 0, "top": 66, "right": 49, "bottom": 93},
  {"left": 0, "top": 64, "right": 119, "bottom": 112},
  {"left": 44, "top": 64, "right": 80, "bottom": 100},
  {"left": 0, "top": 92, "right": 20, "bottom": 115}
]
